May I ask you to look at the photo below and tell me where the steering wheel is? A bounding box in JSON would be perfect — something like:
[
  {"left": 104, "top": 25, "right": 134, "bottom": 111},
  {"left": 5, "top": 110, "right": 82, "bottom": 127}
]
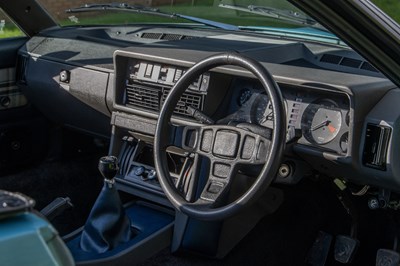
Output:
[{"left": 154, "top": 53, "right": 286, "bottom": 221}]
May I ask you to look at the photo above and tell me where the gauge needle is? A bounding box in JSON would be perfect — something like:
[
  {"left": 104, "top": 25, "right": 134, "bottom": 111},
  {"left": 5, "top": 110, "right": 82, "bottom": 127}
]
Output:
[{"left": 311, "top": 120, "right": 330, "bottom": 131}]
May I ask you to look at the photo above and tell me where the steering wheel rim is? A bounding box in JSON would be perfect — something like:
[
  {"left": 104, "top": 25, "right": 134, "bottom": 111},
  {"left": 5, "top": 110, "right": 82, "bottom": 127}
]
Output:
[{"left": 154, "top": 52, "right": 286, "bottom": 221}]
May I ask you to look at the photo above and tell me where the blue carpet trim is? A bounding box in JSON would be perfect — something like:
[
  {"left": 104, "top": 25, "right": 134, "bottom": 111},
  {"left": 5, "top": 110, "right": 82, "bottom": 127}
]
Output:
[{"left": 67, "top": 204, "right": 173, "bottom": 262}]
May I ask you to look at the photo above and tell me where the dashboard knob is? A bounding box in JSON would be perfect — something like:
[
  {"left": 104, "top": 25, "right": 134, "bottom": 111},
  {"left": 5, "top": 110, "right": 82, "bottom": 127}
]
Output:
[
  {"left": 133, "top": 166, "right": 146, "bottom": 177},
  {"left": 147, "top": 169, "right": 157, "bottom": 180},
  {"left": 0, "top": 96, "right": 10, "bottom": 107},
  {"left": 59, "top": 70, "right": 70, "bottom": 83}
]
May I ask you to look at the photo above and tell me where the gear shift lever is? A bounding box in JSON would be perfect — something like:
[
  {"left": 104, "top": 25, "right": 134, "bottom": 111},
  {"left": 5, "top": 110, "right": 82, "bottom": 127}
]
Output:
[
  {"left": 98, "top": 156, "right": 118, "bottom": 182},
  {"left": 80, "top": 156, "right": 133, "bottom": 253}
]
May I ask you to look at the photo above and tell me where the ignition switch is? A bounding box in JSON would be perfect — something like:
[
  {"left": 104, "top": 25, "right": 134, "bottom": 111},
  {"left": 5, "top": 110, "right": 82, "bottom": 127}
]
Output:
[{"left": 278, "top": 162, "right": 292, "bottom": 178}]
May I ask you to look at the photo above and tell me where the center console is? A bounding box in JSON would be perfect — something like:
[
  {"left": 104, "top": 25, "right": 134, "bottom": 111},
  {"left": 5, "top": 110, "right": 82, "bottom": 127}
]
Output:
[{"left": 65, "top": 51, "right": 217, "bottom": 264}]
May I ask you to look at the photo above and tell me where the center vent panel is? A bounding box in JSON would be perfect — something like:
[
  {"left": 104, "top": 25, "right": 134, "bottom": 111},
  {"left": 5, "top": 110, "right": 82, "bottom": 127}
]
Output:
[
  {"left": 125, "top": 84, "right": 160, "bottom": 111},
  {"left": 125, "top": 83, "right": 203, "bottom": 117}
]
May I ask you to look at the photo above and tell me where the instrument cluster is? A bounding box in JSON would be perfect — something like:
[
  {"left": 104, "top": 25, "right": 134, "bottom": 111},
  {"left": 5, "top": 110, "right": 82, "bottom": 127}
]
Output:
[{"left": 234, "top": 83, "right": 350, "bottom": 155}]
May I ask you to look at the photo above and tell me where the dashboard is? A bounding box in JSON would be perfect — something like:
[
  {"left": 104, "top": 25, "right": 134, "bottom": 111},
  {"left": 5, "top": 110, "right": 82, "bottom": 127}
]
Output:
[{"left": 16, "top": 25, "right": 400, "bottom": 194}]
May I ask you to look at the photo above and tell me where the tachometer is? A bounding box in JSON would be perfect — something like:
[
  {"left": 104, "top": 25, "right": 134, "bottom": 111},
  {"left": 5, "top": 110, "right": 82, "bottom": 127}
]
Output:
[
  {"left": 238, "top": 89, "right": 252, "bottom": 106},
  {"left": 250, "top": 94, "right": 274, "bottom": 128},
  {"left": 302, "top": 99, "right": 342, "bottom": 145}
]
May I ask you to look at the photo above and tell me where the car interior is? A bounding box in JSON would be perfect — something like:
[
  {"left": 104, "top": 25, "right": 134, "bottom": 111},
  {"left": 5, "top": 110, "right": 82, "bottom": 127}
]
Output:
[{"left": 0, "top": 0, "right": 400, "bottom": 265}]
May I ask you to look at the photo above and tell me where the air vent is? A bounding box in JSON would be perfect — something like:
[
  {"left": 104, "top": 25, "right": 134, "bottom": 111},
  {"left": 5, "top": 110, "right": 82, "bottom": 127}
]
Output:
[
  {"left": 320, "top": 54, "right": 379, "bottom": 73},
  {"left": 140, "top": 32, "right": 196, "bottom": 40},
  {"left": 340, "top": 58, "right": 362, "bottom": 68},
  {"left": 320, "top": 54, "right": 342, "bottom": 64},
  {"left": 162, "top": 89, "right": 203, "bottom": 116},
  {"left": 141, "top": 32, "right": 163, "bottom": 39},
  {"left": 362, "top": 124, "right": 391, "bottom": 171},
  {"left": 16, "top": 55, "right": 29, "bottom": 84},
  {"left": 162, "top": 34, "right": 183, "bottom": 40},
  {"left": 125, "top": 84, "right": 160, "bottom": 111},
  {"left": 124, "top": 84, "right": 204, "bottom": 118},
  {"left": 360, "top": 62, "right": 378, "bottom": 72}
]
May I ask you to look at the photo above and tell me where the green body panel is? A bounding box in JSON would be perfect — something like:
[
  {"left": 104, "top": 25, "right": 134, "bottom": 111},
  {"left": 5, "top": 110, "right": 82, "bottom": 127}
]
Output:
[{"left": 0, "top": 212, "right": 74, "bottom": 266}]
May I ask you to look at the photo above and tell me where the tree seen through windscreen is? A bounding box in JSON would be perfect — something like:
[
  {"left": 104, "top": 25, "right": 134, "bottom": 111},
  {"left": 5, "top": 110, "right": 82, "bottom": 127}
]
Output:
[
  {"left": 372, "top": 0, "right": 400, "bottom": 23},
  {"left": 0, "top": 8, "right": 24, "bottom": 38}
]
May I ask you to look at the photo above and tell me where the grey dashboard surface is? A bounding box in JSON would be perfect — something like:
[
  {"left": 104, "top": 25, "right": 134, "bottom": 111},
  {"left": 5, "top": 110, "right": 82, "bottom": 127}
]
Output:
[{"left": 17, "top": 25, "right": 400, "bottom": 191}]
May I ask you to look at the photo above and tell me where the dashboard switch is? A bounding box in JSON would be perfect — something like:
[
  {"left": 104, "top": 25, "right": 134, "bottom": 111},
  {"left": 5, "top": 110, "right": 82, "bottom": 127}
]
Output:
[
  {"left": 145, "top": 64, "right": 153, "bottom": 77},
  {"left": 174, "top": 69, "right": 183, "bottom": 82}
]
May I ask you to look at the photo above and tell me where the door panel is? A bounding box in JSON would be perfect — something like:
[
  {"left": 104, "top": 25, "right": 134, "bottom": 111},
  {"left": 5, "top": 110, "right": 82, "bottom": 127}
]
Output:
[
  {"left": 0, "top": 37, "right": 50, "bottom": 173},
  {"left": 0, "top": 37, "right": 27, "bottom": 67},
  {"left": 0, "top": 37, "right": 29, "bottom": 112}
]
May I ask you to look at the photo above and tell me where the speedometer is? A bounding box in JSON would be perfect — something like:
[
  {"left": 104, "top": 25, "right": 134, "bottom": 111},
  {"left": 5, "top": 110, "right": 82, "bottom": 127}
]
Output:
[{"left": 301, "top": 99, "right": 342, "bottom": 145}]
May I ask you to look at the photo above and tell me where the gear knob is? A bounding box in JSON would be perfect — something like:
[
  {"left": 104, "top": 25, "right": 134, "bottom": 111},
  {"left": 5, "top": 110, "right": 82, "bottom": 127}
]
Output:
[{"left": 98, "top": 156, "right": 119, "bottom": 181}]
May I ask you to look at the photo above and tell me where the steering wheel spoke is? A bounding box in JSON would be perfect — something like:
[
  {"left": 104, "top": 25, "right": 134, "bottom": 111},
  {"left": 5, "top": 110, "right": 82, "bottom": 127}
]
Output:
[
  {"left": 197, "top": 161, "right": 236, "bottom": 205},
  {"left": 238, "top": 130, "right": 272, "bottom": 165},
  {"left": 166, "top": 123, "right": 200, "bottom": 152}
]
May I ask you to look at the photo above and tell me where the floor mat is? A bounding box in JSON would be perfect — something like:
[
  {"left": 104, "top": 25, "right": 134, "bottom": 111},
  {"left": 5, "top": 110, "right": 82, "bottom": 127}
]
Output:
[{"left": 0, "top": 155, "right": 103, "bottom": 235}]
